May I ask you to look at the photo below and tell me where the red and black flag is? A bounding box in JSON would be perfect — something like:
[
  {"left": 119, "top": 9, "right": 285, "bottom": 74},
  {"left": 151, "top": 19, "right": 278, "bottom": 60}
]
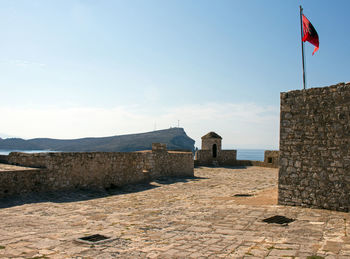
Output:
[{"left": 302, "top": 14, "right": 319, "bottom": 55}]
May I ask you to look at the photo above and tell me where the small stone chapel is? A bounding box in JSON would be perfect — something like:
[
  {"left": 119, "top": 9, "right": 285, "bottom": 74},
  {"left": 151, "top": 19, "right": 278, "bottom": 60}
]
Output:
[{"left": 195, "top": 131, "right": 237, "bottom": 166}]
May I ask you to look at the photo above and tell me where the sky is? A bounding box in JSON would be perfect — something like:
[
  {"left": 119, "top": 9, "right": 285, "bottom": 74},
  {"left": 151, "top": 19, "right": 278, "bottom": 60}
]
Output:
[{"left": 1, "top": 0, "right": 349, "bottom": 149}]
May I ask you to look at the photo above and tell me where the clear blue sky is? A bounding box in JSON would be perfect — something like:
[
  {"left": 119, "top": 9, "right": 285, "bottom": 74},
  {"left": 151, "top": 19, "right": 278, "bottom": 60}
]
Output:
[{"left": 1, "top": 0, "right": 349, "bottom": 149}]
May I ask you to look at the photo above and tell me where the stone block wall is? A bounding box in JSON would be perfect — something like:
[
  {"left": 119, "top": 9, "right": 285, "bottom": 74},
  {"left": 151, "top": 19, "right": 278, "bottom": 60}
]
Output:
[
  {"left": 0, "top": 147, "right": 193, "bottom": 198},
  {"left": 195, "top": 150, "right": 237, "bottom": 166},
  {"left": 195, "top": 149, "right": 279, "bottom": 168},
  {"left": 219, "top": 150, "right": 238, "bottom": 165},
  {"left": 264, "top": 151, "right": 279, "bottom": 168},
  {"left": 0, "top": 155, "right": 8, "bottom": 164},
  {"left": 202, "top": 138, "right": 222, "bottom": 151},
  {"left": 0, "top": 168, "right": 49, "bottom": 198},
  {"left": 279, "top": 82, "right": 350, "bottom": 211},
  {"left": 152, "top": 151, "right": 194, "bottom": 178},
  {"left": 195, "top": 150, "right": 212, "bottom": 165}
]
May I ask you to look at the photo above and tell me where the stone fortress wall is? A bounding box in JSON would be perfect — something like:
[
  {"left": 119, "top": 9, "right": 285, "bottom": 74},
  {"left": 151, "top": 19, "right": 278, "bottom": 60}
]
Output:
[
  {"left": 0, "top": 155, "right": 8, "bottom": 164},
  {"left": 0, "top": 143, "right": 193, "bottom": 199},
  {"left": 195, "top": 149, "right": 238, "bottom": 166},
  {"left": 264, "top": 150, "right": 279, "bottom": 167},
  {"left": 279, "top": 82, "right": 350, "bottom": 211}
]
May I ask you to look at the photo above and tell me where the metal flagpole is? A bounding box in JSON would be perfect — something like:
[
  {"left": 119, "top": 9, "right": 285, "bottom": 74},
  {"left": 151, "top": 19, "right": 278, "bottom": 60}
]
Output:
[{"left": 300, "top": 5, "right": 306, "bottom": 90}]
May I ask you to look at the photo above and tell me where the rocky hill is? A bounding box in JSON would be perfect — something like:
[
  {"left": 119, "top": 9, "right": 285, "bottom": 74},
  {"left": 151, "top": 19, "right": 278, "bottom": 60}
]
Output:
[{"left": 0, "top": 128, "right": 195, "bottom": 152}]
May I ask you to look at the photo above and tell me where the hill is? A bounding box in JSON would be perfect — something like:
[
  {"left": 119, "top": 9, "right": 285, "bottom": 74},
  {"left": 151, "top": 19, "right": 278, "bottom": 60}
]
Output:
[{"left": 0, "top": 128, "right": 195, "bottom": 152}]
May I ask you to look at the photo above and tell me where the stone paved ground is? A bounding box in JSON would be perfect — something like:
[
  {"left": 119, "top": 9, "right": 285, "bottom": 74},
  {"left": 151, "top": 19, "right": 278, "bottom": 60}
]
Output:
[{"left": 0, "top": 166, "right": 350, "bottom": 259}]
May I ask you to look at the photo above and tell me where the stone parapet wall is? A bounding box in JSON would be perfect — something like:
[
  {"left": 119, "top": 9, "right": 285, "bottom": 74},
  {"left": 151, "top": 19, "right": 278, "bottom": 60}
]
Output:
[
  {"left": 219, "top": 150, "right": 238, "bottom": 164},
  {"left": 195, "top": 150, "right": 214, "bottom": 165},
  {"left": 0, "top": 168, "right": 48, "bottom": 198},
  {"left": 195, "top": 150, "right": 237, "bottom": 166},
  {"left": 195, "top": 150, "right": 278, "bottom": 168},
  {"left": 279, "top": 82, "right": 350, "bottom": 211},
  {"left": 7, "top": 152, "right": 151, "bottom": 190},
  {"left": 1, "top": 147, "right": 193, "bottom": 198},
  {"left": 264, "top": 151, "right": 279, "bottom": 168},
  {"left": 0, "top": 155, "right": 8, "bottom": 164},
  {"left": 153, "top": 151, "right": 194, "bottom": 177}
]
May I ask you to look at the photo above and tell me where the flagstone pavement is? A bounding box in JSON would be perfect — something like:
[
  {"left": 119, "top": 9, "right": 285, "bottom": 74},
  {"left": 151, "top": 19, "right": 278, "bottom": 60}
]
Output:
[{"left": 0, "top": 166, "right": 350, "bottom": 259}]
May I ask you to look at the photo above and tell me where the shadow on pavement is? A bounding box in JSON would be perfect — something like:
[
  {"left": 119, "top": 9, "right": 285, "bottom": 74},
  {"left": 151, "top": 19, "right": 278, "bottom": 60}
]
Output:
[
  {"left": 0, "top": 176, "right": 207, "bottom": 209},
  {"left": 0, "top": 183, "right": 158, "bottom": 209},
  {"left": 154, "top": 176, "right": 208, "bottom": 185},
  {"left": 195, "top": 165, "right": 250, "bottom": 169}
]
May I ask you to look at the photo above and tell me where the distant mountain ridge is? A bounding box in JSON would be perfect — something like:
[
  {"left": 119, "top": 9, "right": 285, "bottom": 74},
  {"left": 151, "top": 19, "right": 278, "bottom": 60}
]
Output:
[
  {"left": 0, "top": 133, "right": 16, "bottom": 139},
  {"left": 0, "top": 128, "right": 195, "bottom": 152}
]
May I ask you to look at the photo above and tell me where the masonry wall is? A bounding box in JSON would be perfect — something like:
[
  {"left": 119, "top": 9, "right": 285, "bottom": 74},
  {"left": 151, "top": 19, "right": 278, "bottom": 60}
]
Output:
[
  {"left": 0, "top": 168, "right": 50, "bottom": 198},
  {"left": 195, "top": 150, "right": 213, "bottom": 165},
  {"left": 0, "top": 148, "right": 193, "bottom": 198},
  {"left": 264, "top": 151, "right": 279, "bottom": 168},
  {"left": 202, "top": 138, "right": 222, "bottom": 151},
  {"left": 279, "top": 82, "right": 350, "bottom": 211},
  {"left": 195, "top": 150, "right": 237, "bottom": 166},
  {"left": 195, "top": 149, "right": 279, "bottom": 168},
  {"left": 219, "top": 150, "right": 238, "bottom": 165},
  {"left": 0, "top": 155, "right": 8, "bottom": 164}
]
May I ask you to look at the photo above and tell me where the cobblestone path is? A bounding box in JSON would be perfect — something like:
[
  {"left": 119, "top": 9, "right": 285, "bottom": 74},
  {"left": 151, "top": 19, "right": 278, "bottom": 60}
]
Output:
[{"left": 0, "top": 166, "right": 350, "bottom": 258}]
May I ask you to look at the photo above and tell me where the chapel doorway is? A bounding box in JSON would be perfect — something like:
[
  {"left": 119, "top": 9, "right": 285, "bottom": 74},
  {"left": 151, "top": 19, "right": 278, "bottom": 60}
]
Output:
[{"left": 212, "top": 144, "right": 217, "bottom": 158}]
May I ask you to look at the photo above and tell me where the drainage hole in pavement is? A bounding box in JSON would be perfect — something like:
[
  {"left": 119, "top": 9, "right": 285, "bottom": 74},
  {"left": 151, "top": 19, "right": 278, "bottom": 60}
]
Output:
[
  {"left": 78, "top": 234, "right": 110, "bottom": 243},
  {"left": 233, "top": 193, "right": 253, "bottom": 197},
  {"left": 262, "top": 215, "right": 295, "bottom": 225}
]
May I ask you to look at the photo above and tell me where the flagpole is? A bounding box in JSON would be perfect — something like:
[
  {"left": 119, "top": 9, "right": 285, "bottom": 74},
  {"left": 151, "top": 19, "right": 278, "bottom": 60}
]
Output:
[{"left": 300, "top": 5, "right": 306, "bottom": 90}]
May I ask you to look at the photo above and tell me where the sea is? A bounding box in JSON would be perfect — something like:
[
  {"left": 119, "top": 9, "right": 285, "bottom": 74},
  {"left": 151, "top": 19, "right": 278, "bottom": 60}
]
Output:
[
  {"left": 0, "top": 149, "right": 266, "bottom": 161},
  {"left": 236, "top": 149, "right": 265, "bottom": 161}
]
